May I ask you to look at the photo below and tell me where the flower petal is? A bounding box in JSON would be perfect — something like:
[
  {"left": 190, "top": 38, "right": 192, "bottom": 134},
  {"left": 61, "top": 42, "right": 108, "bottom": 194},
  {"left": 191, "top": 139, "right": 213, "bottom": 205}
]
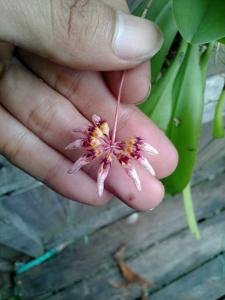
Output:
[
  {"left": 68, "top": 155, "right": 93, "bottom": 174},
  {"left": 97, "top": 160, "right": 111, "bottom": 197},
  {"left": 72, "top": 125, "right": 89, "bottom": 134},
  {"left": 65, "top": 139, "right": 83, "bottom": 150},
  {"left": 139, "top": 156, "right": 156, "bottom": 176},
  {"left": 141, "top": 142, "right": 159, "bottom": 155},
  {"left": 121, "top": 163, "right": 141, "bottom": 191}
]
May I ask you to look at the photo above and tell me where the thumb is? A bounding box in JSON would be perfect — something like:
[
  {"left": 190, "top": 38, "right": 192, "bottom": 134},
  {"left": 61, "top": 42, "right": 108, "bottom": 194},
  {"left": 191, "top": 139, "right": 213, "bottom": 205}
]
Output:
[{"left": 0, "top": 0, "right": 163, "bottom": 70}]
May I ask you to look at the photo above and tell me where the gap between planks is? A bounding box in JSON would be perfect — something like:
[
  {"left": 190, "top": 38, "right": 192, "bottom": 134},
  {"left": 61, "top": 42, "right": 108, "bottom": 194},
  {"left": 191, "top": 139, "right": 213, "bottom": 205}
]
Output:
[{"left": 15, "top": 170, "right": 225, "bottom": 300}]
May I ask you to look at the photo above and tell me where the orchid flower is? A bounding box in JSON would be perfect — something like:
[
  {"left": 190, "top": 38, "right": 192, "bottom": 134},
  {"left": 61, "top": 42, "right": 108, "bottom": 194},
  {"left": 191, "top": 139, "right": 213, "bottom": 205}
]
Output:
[{"left": 66, "top": 72, "right": 158, "bottom": 197}]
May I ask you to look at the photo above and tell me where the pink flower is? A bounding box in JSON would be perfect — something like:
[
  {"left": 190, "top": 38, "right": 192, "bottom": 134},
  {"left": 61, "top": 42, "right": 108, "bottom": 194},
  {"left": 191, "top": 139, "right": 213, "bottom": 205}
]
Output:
[{"left": 66, "top": 114, "right": 158, "bottom": 197}]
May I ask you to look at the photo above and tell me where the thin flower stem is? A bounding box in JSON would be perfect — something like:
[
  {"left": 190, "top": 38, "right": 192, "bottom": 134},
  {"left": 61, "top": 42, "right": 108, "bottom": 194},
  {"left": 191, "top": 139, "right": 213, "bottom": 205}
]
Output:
[
  {"left": 111, "top": 0, "right": 152, "bottom": 143},
  {"left": 111, "top": 71, "right": 125, "bottom": 143}
]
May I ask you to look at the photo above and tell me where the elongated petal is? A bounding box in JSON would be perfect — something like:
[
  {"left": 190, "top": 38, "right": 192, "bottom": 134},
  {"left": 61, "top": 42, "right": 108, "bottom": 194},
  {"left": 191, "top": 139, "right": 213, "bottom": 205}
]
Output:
[
  {"left": 97, "top": 161, "right": 111, "bottom": 197},
  {"left": 68, "top": 155, "right": 92, "bottom": 174},
  {"left": 139, "top": 156, "right": 156, "bottom": 176},
  {"left": 121, "top": 163, "right": 141, "bottom": 191},
  {"left": 141, "top": 142, "right": 158, "bottom": 155},
  {"left": 65, "top": 139, "right": 83, "bottom": 150},
  {"left": 72, "top": 126, "right": 89, "bottom": 134}
]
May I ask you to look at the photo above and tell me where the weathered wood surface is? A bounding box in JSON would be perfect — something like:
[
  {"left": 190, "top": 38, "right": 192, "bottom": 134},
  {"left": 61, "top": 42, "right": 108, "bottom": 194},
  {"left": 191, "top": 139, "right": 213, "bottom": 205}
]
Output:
[
  {"left": 0, "top": 203, "right": 43, "bottom": 257},
  {"left": 151, "top": 255, "right": 225, "bottom": 300},
  {"left": 0, "top": 272, "right": 13, "bottom": 300},
  {"left": 15, "top": 169, "right": 225, "bottom": 299},
  {"left": 0, "top": 258, "right": 13, "bottom": 272},
  {"left": 0, "top": 156, "right": 40, "bottom": 198},
  {"left": 44, "top": 210, "right": 225, "bottom": 300}
]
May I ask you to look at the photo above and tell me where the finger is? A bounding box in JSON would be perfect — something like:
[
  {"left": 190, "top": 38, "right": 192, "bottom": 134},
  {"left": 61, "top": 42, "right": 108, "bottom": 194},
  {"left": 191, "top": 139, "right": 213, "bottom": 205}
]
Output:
[
  {"left": 102, "top": 0, "right": 129, "bottom": 12},
  {"left": 96, "top": 1, "right": 151, "bottom": 104},
  {"left": 1, "top": 60, "right": 164, "bottom": 211},
  {"left": 0, "top": 59, "right": 90, "bottom": 155},
  {"left": 0, "top": 105, "right": 111, "bottom": 205},
  {"left": 0, "top": 41, "right": 14, "bottom": 76},
  {"left": 0, "top": 0, "right": 163, "bottom": 70},
  {"left": 103, "top": 61, "right": 151, "bottom": 104},
  {"left": 19, "top": 52, "right": 178, "bottom": 180}
]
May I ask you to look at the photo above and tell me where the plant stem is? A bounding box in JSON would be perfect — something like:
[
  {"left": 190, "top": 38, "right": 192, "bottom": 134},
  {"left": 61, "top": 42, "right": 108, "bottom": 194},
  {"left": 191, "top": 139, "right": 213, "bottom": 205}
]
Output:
[
  {"left": 112, "top": 1, "right": 152, "bottom": 143},
  {"left": 212, "top": 88, "right": 225, "bottom": 138},
  {"left": 183, "top": 183, "right": 201, "bottom": 240},
  {"left": 111, "top": 71, "right": 125, "bottom": 143}
]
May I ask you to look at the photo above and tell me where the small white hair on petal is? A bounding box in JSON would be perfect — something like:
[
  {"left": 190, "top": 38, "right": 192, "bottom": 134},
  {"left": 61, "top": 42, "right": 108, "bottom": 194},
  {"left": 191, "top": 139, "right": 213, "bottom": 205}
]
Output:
[
  {"left": 68, "top": 156, "right": 90, "bottom": 174},
  {"left": 142, "top": 143, "right": 158, "bottom": 155},
  {"left": 97, "top": 163, "right": 110, "bottom": 197},
  {"left": 65, "top": 139, "right": 83, "bottom": 150},
  {"left": 92, "top": 114, "right": 102, "bottom": 124},
  {"left": 139, "top": 156, "right": 156, "bottom": 176}
]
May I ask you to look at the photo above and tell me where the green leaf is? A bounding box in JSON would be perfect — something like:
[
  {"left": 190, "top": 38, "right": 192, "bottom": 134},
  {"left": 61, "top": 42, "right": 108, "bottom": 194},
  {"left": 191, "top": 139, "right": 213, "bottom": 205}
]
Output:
[
  {"left": 219, "top": 37, "right": 225, "bottom": 44},
  {"left": 200, "top": 42, "right": 215, "bottom": 84},
  {"left": 139, "top": 40, "right": 188, "bottom": 131},
  {"left": 173, "top": 0, "right": 225, "bottom": 44},
  {"left": 163, "top": 44, "right": 203, "bottom": 194},
  {"left": 133, "top": 0, "right": 168, "bottom": 18},
  {"left": 183, "top": 183, "right": 201, "bottom": 240},
  {"left": 212, "top": 89, "right": 225, "bottom": 138},
  {"left": 150, "top": 0, "right": 177, "bottom": 82},
  {"left": 133, "top": 0, "right": 177, "bottom": 82}
]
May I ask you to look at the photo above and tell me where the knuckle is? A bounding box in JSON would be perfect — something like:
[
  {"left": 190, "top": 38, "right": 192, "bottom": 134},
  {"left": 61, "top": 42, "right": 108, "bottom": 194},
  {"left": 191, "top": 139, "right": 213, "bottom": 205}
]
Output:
[
  {"left": 27, "top": 98, "right": 61, "bottom": 137},
  {"left": 1, "top": 130, "right": 27, "bottom": 163},
  {"left": 53, "top": 68, "right": 83, "bottom": 100}
]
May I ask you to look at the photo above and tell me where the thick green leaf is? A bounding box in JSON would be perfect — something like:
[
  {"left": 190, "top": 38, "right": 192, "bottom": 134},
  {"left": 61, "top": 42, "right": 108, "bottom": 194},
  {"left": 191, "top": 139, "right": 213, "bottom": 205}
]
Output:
[
  {"left": 200, "top": 43, "right": 215, "bottom": 84},
  {"left": 212, "top": 89, "right": 225, "bottom": 138},
  {"left": 173, "top": 0, "right": 225, "bottom": 44},
  {"left": 133, "top": 0, "right": 177, "bottom": 82},
  {"left": 150, "top": 0, "right": 177, "bottom": 82},
  {"left": 183, "top": 184, "right": 201, "bottom": 240},
  {"left": 163, "top": 44, "right": 203, "bottom": 194},
  {"left": 219, "top": 37, "right": 225, "bottom": 44},
  {"left": 133, "top": 0, "right": 168, "bottom": 18},
  {"left": 139, "top": 40, "right": 188, "bottom": 131}
]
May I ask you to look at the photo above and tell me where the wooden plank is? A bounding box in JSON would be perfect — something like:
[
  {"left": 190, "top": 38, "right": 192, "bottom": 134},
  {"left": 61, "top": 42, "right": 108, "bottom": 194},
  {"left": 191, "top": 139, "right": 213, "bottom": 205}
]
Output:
[
  {"left": 1, "top": 184, "right": 131, "bottom": 250},
  {"left": 0, "top": 203, "right": 43, "bottom": 257},
  {"left": 198, "top": 137, "right": 225, "bottom": 169},
  {"left": 44, "top": 210, "right": 225, "bottom": 300},
  {"left": 0, "top": 243, "right": 22, "bottom": 262},
  {"left": 150, "top": 255, "right": 225, "bottom": 300},
  {"left": 0, "top": 272, "right": 13, "bottom": 300},
  {"left": 15, "top": 171, "right": 225, "bottom": 299},
  {"left": 0, "top": 155, "right": 40, "bottom": 197},
  {"left": 1, "top": 186, "right": 69, "bottom": 244},
  {"left": 0, "top": 258, "right": 13, "bottom": 272}
]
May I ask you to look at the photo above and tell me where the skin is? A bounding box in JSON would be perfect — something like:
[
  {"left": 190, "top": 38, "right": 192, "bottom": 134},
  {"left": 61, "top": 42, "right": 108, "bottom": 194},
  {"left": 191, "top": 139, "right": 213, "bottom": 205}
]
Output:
[{"left": 0, "top": 0, "right": 178, "bottom": 210}]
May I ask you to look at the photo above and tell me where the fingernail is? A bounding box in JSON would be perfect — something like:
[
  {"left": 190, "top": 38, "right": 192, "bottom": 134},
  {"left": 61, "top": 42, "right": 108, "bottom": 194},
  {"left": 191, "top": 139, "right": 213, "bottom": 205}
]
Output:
[{"left": 113, "top": 11, "right": 163, "bottom": 61}]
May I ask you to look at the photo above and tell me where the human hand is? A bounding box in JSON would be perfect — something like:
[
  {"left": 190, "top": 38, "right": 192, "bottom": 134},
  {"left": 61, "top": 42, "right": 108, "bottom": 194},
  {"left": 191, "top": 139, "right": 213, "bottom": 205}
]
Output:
[{"left": 0, "top": 0, "right": 178, "bottom": 210}]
